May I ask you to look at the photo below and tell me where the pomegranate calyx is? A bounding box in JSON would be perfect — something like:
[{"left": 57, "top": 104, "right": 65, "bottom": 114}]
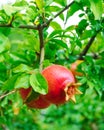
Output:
[
  {"left": 64, "top": 82, "right": 82, "bottom": 103},
  {"left": 75, "top": 88, "right": 83, "bottom": 95},
  {"left": 70, "top": 95, "right": 76, "bottom": 103},
  {"left": 73, "top": 82, "right": 82, "bottom": 87}
]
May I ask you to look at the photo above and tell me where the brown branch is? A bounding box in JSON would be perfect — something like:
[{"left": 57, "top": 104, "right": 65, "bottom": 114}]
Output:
[
  {"left": 0, "top": 1, "right": 75, "bottom": 30},
  {"left": 37, "top": 25, "right": 45, "bottom": 71},
  {"left": 0, "top": 23, "right": 38, "bottom": 30},
  {"left": 78, "top": 35, "right": 96, "bottom": 60},
  {"left": 78, "top": 27, "right": 102, "bottom": 60},
  {"left": 42, "top": 1, "right": 75, "bottom": 28},
  {"left": 0, "top": 89, "right": 17, "bottom": 100}
]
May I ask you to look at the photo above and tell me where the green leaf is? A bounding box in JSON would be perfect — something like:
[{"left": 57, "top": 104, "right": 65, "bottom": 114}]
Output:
[
  {"left": 67, "top": 3, "right": 81, "bottom": 19},
  {"left": 43, "top": 60, "right": 52, "bottom": 68},
  {"left": 45, "top": 0, "right": 53, "bottom": 7},
  {"left": 30, "top": 73, "right": 48, "bottom": 95},
  {"left": 3, "top": 4, "right": 22, "bottom": 16},
  {"left": 35, "top": 0, "right": 44, "bottom": 11},
  {"left": 2, "top": 73, "right": 21, "bottom": 91},
  {"left": 81, "top": 30, "right": 94, "bottom": 40},
  {"left": 50, "top": 21, "right": 62, "bottom": 30},
  {"left": 54, "top": 0, "right": 67, "bottom": 6},
  {"left": 89, "top": 0, "right": 103, "bottom": 20},
  {"left": 46, "top": 6, "right": 61, "bottom": 12},
  {"left": 0, "top": 33, "right": 10, "bottom": 53},
  {"left": 14, "top": 73, "right": 30, "bottom": 89},
  {"left": 13, "top": 64, "right": 32, "bottom": 73},
  {"left": 52, "top": 39, "right": 68, "bottom": 49},
  {"left": 65, "top": 25, "right": 75, "bottom": 32},
  {"left": 59, "top": 13, "right": 64, "bottom": 21},
  {"left": 76, "top": 19, "right": 88, "bottom": 35},
  {"left": 14, "top": 0, "right": 28, "bottom": 6},
  {"left": 48, "top": 30, "right": 63, "bottom": 38},
  {"left": 74, "top": 0, "right": 81, "bottom": 2}
]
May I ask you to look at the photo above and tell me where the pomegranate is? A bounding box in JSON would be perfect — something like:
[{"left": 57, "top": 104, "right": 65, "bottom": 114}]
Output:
[
  {"left": 19, "top": 64, "right": 82, "bottom": 109},
  {"left": 19, "top": 88, "right": 50, "bottom": 109},
  {"left": 41, "top": 65, "right": 82, "bottom": 105},
  {"left": 70, "top": 60, "right": 83, "bottom": 76}
]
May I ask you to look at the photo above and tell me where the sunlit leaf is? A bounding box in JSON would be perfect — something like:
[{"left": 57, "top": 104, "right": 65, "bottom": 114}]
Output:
[
  {"left": 89, "top": 0, "right": 103, "bottom": 20},
  {"left": 35, "top": 0, "right": 44, "bottom": 11},
  {"left": 15, "top": 73, "right": 30, "bottom": 89},
  {"left": 50, "top": 21, "right": 62, "bottom": 30},
  {"left": 13, "top": 64, "right": 32, "bottom": 73},
  {"left": 30, "top": 72, "right": 48, "bottom": 95},
  {"left": 3, "top": 4, "right": 22, "bottom": 16}
]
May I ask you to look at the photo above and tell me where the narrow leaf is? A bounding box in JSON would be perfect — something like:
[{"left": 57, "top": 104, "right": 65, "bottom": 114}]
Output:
[
  {"left": 52, "top": 39, "right": 68, "bottom": 49},
  {"left": 48, "top": 30, "right": 63, "bottom": 38},
  {"left": 35, "top": 0, "right": 44, "bottom": 11}
]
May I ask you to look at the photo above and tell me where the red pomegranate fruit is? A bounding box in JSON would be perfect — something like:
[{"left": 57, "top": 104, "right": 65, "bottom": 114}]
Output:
[
  {"left": 41, "top": 65, "right": 82, "bottom": 105},
  {"left": 19, "top": 87, "right": 50, "bottom": 109},
  {"left": 19, "top": 64, "right": 82, "bottom": 109}
]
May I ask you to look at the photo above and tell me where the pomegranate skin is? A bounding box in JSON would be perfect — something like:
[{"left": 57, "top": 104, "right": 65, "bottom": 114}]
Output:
[
  {"left": 26, "top": 95, "right": 50, "bottom": 109},
  {"left": 42, "top": 65, "right": 76, "bottom": 105},
  {"left": 19, "top": 88, "right": 50, "bottom": 109},
  {"left": 19, "top": 87, "right": 32, "bottom": 100}
]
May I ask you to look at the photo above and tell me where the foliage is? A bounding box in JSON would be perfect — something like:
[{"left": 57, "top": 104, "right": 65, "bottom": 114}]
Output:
[{"left": 0, "top": 0, "right": 104, "bottom": 129}]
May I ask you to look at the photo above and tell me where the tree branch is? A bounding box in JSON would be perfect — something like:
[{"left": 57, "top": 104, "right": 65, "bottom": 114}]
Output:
[
  {"left": 38, "top": 25, "right": 45, "bottom": 71},
  {"left": 78, "top": 27, "right": 102, "bottom": 60},
  {"left": 42, "top": 1, "right": 75, "bottom": 28},
  {"left": 0, "top": 23, "right": 38, "bottom": 30},
  {"left": 78, "top": 35, "right": 96, "bottom": 60},
  {"left": 0, "top": 89, "right": 17, "bottom": 100},
  {"left": 0, "top": 1, "right": 75, "bottom": 30}
]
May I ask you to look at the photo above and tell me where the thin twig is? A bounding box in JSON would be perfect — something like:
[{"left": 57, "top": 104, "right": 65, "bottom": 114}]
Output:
[
  {"left": 42, "top": 1, "right": 75, "bottom": 28},
  {"left": 78, "top": 27, "right": 102, "bottom": 60},
  {"left": 0, "top": 89, "right": 17, "bottom": 100},
  {"left": 78, "top": 35, "right": 96, "bottom": 60}
]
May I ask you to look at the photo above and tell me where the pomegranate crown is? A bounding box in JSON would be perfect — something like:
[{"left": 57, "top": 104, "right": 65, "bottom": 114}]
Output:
[{"left": 64, "top": 82, "right": 82, "bottom": 103}]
